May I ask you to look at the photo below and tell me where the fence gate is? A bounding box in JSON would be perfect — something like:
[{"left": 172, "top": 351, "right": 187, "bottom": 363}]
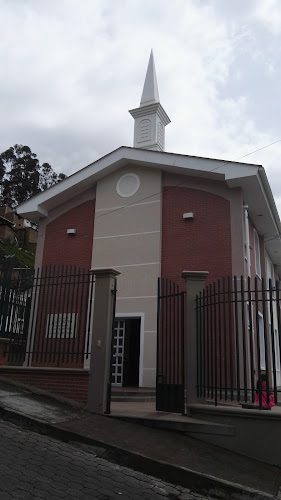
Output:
[
  {"left": 156, "top": 278, "right": 186, "bottom": 414},
  {"left": 196, "top": 275, "right": 281, "bottom": 407}
]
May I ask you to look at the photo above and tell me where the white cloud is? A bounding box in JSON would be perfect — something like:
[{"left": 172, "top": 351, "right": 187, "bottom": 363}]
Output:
[
  {"left": 254, "top": 0, "right": 281, "bottom": 34},
  {"left": 0, "top": 0, "right": 281, "bottom": 214}
]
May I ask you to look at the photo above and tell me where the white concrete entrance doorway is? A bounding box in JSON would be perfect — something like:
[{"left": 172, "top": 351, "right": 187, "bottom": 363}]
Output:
[{"left": 112, "top": 318, "right": 141, "bottom": 387}]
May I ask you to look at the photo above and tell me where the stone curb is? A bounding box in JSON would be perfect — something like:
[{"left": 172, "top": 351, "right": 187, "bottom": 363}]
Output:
[{"left": 0, "top": 404, "right": 277, "bottom": 500}]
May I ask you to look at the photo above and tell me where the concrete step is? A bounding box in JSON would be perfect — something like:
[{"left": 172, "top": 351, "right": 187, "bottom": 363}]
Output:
[
  {"left": 111, "top": 396, "right": 156, "bottom": 402},
  {"left": 109, "top": 413, "right": 235, "bottom": 437},
  {"left": 111, "top": 389, "right": 156, "bottom": 402}
]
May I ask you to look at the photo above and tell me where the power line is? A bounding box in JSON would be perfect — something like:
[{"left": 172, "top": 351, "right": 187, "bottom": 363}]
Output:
[{"left": 236, "top": 139, "right": 281, "bottom": 161}]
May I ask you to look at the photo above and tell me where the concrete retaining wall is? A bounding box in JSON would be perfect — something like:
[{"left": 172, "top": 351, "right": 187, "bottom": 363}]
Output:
[{"left": 188, "top": 403, "right": 281, "bottom": 467}]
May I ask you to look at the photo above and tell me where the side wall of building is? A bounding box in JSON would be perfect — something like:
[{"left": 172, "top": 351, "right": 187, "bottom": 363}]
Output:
[
  {"left": 27, "top": 190, "right": 96, "bottom": 370},
  {"left": 161, "top": 175, "right": 239, "bottom": 287},
  {"left": 34, "top": 188, "right": 96, "bottom": 269},
  {"left": 42, "top": 199, "right": 95, "bottom": 268}
]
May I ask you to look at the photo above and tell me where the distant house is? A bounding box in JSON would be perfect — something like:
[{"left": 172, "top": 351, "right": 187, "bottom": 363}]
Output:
[
  {"left": 0, "top": 215, "right": 15, "bottom": 244},
  {"left": 0, "top": 205, "right": 38, "bottom": 253},
  {"left": 17, "top": 52, "right": 281, "bottom": 389}
]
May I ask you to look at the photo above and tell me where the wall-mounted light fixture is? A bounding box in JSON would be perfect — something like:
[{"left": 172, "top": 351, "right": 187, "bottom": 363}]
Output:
[
  {"left": 66, "top": 228, "right": 76, "bottom": 235},
  {"left": 183, "top": 212, "right": 194, "bottom": 220}
]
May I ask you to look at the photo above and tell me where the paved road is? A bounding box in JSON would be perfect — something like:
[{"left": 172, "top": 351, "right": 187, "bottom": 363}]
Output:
[{"left": 0, "top": 419, "right": 215, "bottom": 500}]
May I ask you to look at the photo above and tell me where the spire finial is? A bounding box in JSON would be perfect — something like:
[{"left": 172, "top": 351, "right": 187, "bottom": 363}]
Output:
[{"left": 140, "top": 49, "right": 160, "bottom": 107}]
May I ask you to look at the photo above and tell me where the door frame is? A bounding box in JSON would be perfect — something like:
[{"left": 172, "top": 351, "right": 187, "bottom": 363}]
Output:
[{"left": 115, "top": 312, "right": 144, "bottom": 387}]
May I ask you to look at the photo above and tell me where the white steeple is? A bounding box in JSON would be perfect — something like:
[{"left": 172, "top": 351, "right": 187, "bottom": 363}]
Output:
[
  {"left": 140, "top": 50, "right": 160, "bottom": 106},
  {"left": 129, "top": 50, "right": 170, "bottom": 151}
]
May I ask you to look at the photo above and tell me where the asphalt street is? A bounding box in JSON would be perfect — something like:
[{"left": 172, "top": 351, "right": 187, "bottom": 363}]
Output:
[{"left": 0, "top": 418, "right": 215, "bottom": 500}]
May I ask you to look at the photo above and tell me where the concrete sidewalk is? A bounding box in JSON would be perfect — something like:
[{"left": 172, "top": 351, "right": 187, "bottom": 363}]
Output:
[{"left": 0, "top": 378, "right": 280, "bottom": 500}]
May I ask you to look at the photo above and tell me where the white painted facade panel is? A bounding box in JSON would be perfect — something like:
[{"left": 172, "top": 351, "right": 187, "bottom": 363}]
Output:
[{"left": 92, "top": 166, "right": 162, "bottom": 387}]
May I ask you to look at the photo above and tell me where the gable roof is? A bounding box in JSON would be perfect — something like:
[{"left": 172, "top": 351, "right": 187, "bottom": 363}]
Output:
[{"left": 17, "top": 146, "right": 281, "bottom": 268}]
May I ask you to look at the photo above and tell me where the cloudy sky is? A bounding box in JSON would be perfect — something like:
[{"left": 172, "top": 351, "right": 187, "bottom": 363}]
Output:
[{"left": 1, "top": 0, "right": 281, "bottom": 212}]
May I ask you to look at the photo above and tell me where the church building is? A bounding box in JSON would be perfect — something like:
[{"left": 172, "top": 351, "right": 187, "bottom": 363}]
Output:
[{"left": 17, "top": 51, "right": 281, "bottom": 388}]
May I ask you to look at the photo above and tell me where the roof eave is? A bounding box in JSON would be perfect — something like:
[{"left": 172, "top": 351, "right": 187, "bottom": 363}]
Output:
[{"left": 16, "top": 148, "right": 281, "bottom": 268}]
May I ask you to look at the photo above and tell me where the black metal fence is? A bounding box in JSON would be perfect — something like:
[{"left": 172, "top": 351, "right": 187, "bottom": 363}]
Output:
[
  {"left": 0, "top": 266, "right": 34, "bottom": 340},
  {"left": 196, "top": 276, "right": 281, "bottom": 407},
  {"left": 1, "top": 265, "right": 95, "bottom": 367},
  {"left": 156, "top": 278, "right": 186, "bottom": 414}
]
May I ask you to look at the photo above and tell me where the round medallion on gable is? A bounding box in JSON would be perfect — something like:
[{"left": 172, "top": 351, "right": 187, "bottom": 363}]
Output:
[{"left": 116, "top": 173, "right": 140, "bottom": 198}]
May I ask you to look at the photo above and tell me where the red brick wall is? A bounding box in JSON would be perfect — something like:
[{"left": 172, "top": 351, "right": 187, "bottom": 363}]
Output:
[
  {"left": 42, "top": 200, "right": 95, "bottom": 268},
  {"left": 161, "top": 187, "right": 232, "bottom": 287},
  {"left": 0, "top": 369, "right": 89, "bottom": 405}
]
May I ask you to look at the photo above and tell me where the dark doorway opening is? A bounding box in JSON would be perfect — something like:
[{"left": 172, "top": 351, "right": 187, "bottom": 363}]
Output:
[{"left": 122, "top": 318, "right": 141, "bottom": 387}]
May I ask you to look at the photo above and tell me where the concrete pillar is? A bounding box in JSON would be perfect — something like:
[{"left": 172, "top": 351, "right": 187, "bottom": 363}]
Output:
[
  {"left": 182, "top": 271, "right": 209, "bottom": 407},
  {"left": 87, "top": 268, "right": 120, "bottom": 414}
]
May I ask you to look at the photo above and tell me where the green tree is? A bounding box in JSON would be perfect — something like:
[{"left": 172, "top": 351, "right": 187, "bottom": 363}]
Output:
[
  {"left": 0, "top": 155, "right": 5, "bottom": 183},
  {"left": 39, "top": 162, "right": 66, "bottom": 191},
  {"left": 0, "top": 144, "right": 66, "bottom": 207}
]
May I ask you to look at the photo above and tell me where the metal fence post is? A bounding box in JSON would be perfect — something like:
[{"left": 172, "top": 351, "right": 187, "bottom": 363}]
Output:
[
  {"left": 87, "top": 268, "right": 120, "bottom": 414},
  {"left": 182, "top": 270, "right": 209, "bottom": 408}
]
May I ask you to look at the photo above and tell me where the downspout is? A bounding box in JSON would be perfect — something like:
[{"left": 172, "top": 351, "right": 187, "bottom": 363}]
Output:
[{"left": 244, "top": 205, "right": 251, "bottom": 277}]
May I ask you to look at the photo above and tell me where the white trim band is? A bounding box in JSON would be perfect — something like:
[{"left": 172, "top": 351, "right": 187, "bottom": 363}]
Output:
[
  {"left": 117, "top": 295, "right": 157, "bottom": 300},
  {"left": 94, "top": 230, "right": 160, "bottom": 240},
  {"left": 93, "top": 262, "right": 160, "bottom": 269},
  {"left": 95, "top": 199, "right": 160, "bottom": 212}
]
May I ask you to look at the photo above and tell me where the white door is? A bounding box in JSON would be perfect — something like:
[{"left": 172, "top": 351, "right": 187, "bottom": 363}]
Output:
[{"left": 112, "top": 320, "right": 125, "bottom": 386}]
